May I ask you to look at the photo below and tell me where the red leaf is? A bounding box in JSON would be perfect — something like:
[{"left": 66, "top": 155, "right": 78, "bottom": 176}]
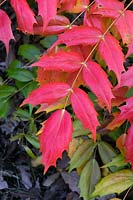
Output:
[
  {"left": 0, "top": 9, "right": 14, "bottom": 53},
  {"left": 70, "top": 0, "right": 90, "bottom": 13},
  {"left": 117, "top": 66, "right": 133, "bottom": 88},
  {"left": 34, "top": 15, "right": 70, "bottom": 35},
  {"left": 39, "top": 109, "right": 73, "bottom": 172},
  {"left": 11, "top": 0, "right": 37, "bottom": 34},
  {"left": 125, "top": 124, "right": 133, "bottom": 169},
  {"left": 70, "top": 88, "right": 99, "bottom": 141},
  {"left": 91, "top": 0, "right": 124, "bottom": 18},
  {"left": 126, "top": 40, "right": 133, "bottom": 58},
  {"left": 82, "top": 61, "right": 114, "bottom": 111},
  {"left": 115, "top": 10, "right": 133, "bottom": 44},
  {"left": 84, "top": 12, "right": 106, "bottom": 31},
  {"left": 36, "top": 68, "right": 67, "bottom": 85},
  {"left": 98, "top": 33, "right": 124, "bottom": 83},
  {"left": 32, "top": 50, "right": 83, "bottom": 72},
  {"left": 52, "top": 26, "right": 102, "bottom": 47},
  {"left": 59, "top": 0, "right": 77, "bottom": 12},
  {"left": 35, "top": 0, "right": 57, "bottom": 30},
  {"left": 21, "top": 82, "right": 71, "bottom": 106},
  {"left": 111, "top": 97, "right": 133, "bottom": 127}
]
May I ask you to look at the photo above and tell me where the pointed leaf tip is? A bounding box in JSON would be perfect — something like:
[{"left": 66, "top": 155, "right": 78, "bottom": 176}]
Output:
[
  {"left": 39, "top": 109, "right": 73, "bottom": 173},
  {"left": 21, "top": 82, "right": 71, "bottom": 107}
]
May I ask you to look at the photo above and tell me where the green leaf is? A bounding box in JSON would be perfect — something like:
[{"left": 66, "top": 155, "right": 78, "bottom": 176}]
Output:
[
  {"left": 69, "top": 140, "right": 96, "bottom": 172},
  {"left": 98, "top": 141, "right": 117, "bottom": 165},
  {"left": 0, "top": 100, "right": 11, "bottom": 118},
  {"left": 126, "top": 87, "right": 133, "bottom": 98},
  {"left": 7, "top": 66, "right": 35, "bottom": 82},
  {"left": 0, "top": 85, "right": 16, "bottom": 100},
  {"left": 15, "top": 81, "right": 38, "bottom": 97},
  {"left": 23, "top": 145, "right": 36, "bottom": 159},
  {"left": 15, "top": 108, "right": 31, "bottom": 121},
  {"left": 18, "top": 44, "right": 40, "bottom": 61},
  {"left": 9, "top": 59, "right": 22, "bottom": 68},
  {"left": 90, "top": 170, "right": 133, "bottom": 198},
  {"left": 28, "top": 118, "right": 37, "bottom": 133},
  {"left": 73, "top": 120, "right": 89, "bottom": 137},
  {"left": 24, "top": 134, "right": 40, "bottom": 149},
  {"left": 101, "top": 154, "right": 127, "bottom": 169},
  {"left": 40, "top": 35, "right": 57, "bottom": 48},
  {"left": 79, "top": 159, "right": 101, "bottom": 200},
  {"left": 10, "top": 133, "right": 24, "bottom": 142}
]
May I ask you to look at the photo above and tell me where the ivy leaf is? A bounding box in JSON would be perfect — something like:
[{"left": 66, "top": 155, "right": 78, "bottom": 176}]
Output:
[
  {"left": 0, "top": 9, "right": 14, "bottom": 53},
  {"left": 34, "top": 15, "right": 70, "bottom": 36},
  {"left": 36, "top": 68, "right": 67, "bottom": 85},
  {"left": 11, "top": 0, "right": 37, "bottom": 34},
  {"left": 35, "top": 0, "right": 57, "bottom": 30},
  {"left": 82, "top": 61, "right": 114, "bottom": 111},
  {"left": 18, "top": 44, "right": 40, "bottom": 61},
  {"left": 40, "top": 35, "right": 57, "bottom": 48},
  {"left": 70, "top": 88, "right": 100, "bottom": 141},
  {"left": 39, "top": 109, "right": 73, "bottom": 173},
  {"left": 52, "top": 26, "right": 102, "bottom": 47},
  {"left": 21, "top": 82, "right": 71, "bottom": 106},
  {"left": 98, "top": 141, "right": 117, "bottom": 165},
  {"left": 91, "top": 0, "right": 124, "bottom": 18},
  {"left": 90, "top": 170, "right": 133, "bottom": 198},
  {"left": 79, "top": 159, "right": 101, "bottom": 200},
  {"left": 110, "top": 97, "right": 133, "bottom": 128},
  {"left": 98, "top": 34, "right": 124, "bottom": 83},
  {"left": 116, "top": 66, "right": 133, "bottom": 88},
  {"left": 69, "top": 140, "right": 96, "bottom": 171},
  {"left": 59, "top": 0, "right": 77, "bottom": 12},
  {"left": 115, "top": 10, "right": 133, "bottom": 44},
  {"left": 0, "top": 85, "right": 16, "bottom": 100},
  {"left": 32, "top": 50, "right": 83, "bottom": 72},
  {"left": 125, "top": 124, "right": 133, "bottom": 169},
  {"left": 70, "top": 0, "right": 90, "bottom": 13}
]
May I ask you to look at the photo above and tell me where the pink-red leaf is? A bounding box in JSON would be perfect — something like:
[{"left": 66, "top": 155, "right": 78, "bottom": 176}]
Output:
[
  {"left": 32, "top": 50, "right": 83, "bottom": 72},
  {"left": 52, "top": 26, "right": 102, "bottom": 47},
  {"left": 82, "top": 61, "right": 114, "bottom": 111},
  {"left": 111, "top": 97, "right": 133, "bottom": 127},
  {"left": 35, "top": 0, "right": 57, "bottom": 30},
  {"left": 70, "top": 88, "right": 99, "bottom": 141},
  {"left": 0, "top": 9, "right": 14, "bottom": 53},
  {"left": 11, "top": 0, "right": 37, "bottom": 34},
  {"left": 115, "top": 10, "right": 133, "bottom": 44},
  {"left": 117, "top": 66, "right": 133, "bottom": 89},
  {"left": 91, "top": 0, "right": 124, "bottom": 18},
  {"left": 98, "top": 33, "right": 124, "bottom": 83},
  {"left": 125, "top": 124, "right": 133, "bottom": 169},
  {"left": 34, "top": 15, "right": 70, "bottom": 35},
  {"left": 21, "top": 82, "right": 71, "bottom": 106},
  {"left": 40, "top": 109, "right": 73, "bottom": 172}
]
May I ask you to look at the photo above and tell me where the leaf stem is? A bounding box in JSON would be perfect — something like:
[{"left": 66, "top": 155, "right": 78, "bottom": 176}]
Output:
[
  {"left": 69, "top": 0, "right": 95, "bottom": 27},
  {"left": 63, "top": 0, "right": 133, "bottom": 109},
  {"left": 0, "top": 0, "right": 7, "bottom": 6}
]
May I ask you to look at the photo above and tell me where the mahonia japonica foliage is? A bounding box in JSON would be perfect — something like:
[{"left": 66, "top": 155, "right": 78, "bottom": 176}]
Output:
[{"left": 1, "top": 0, "right": 133, "bottom": 172}]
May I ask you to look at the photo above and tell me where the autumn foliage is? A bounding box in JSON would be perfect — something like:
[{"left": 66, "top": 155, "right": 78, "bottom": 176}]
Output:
[{"left": 1, "top": 0, "right": 133, "bottom": 198}]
